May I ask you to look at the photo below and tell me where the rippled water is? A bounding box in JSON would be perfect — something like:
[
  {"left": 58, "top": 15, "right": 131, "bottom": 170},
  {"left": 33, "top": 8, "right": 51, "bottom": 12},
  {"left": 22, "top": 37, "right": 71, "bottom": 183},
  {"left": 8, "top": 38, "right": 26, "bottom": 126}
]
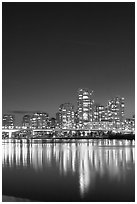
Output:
[{"left": 2, "top": 139, "right": 135, "bottom": 202}]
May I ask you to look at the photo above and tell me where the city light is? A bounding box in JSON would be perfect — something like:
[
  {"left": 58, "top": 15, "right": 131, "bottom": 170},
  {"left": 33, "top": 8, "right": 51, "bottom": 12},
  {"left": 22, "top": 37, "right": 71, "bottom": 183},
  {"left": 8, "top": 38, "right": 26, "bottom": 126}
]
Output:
[{"left": 2, "top": 88, "right": 135, "bottom": 137}]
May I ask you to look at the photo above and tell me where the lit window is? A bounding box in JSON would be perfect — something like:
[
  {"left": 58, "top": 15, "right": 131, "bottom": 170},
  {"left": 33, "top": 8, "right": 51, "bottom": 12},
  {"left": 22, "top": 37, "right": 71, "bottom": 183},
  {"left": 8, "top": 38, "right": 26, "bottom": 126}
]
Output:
[{"left": 83, "top": 95, "right": 88, "bottom": 99}]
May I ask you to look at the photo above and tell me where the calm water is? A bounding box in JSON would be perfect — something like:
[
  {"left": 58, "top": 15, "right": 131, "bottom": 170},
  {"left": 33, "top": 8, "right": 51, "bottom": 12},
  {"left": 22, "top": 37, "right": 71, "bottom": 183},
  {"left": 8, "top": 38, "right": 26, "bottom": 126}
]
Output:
[{"left": 2, "top": 139, "right": 135, "bottom": 202}]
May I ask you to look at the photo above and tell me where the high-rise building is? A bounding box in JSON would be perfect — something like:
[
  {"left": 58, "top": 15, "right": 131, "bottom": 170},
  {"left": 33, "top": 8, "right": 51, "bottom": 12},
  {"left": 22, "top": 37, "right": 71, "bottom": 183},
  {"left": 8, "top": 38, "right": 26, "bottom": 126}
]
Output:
[
  {"left": 22, "top": 115, "right": 31, "bottom": 128},
  {"left": 124, "top": 115, "right": 135, "bottom": 132},
  {"left": 92, "top": 104, "right": 105, "bottom": 122},
  {"left": 74, "top": 111, "right": 79, "bottom": 127},
  {"left": 56, "top": 112, "right": 62, "bottom": 128},
  {"left": 77, "top": 88, "right": 94, "bottom": 128},
  {"left": 107, "top": 97, "right": 124, "bottom": 122},
  {"left": 59, "top": 103, "right": 75, "bottom": 129},
  {"left": 132, "top": 115, "right": 135, "bottom": 132},
  {"left": 30, "top": 112, "right": 49, "bottom": 129},
  {"left": 106, "top": 97, "right": 125, "bottom": 129},
  {"left": 2, "top": 114, "right": 15, "bottom": 128}
]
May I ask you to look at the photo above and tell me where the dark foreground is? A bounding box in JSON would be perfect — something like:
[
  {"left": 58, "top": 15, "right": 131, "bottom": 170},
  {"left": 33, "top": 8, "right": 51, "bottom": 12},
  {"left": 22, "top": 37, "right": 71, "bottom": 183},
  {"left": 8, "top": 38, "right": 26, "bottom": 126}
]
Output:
[
  {"left": 2, "top": 195, "right": 35, "bottom": 202},
  {"left": 3, "top": 133, "right": 135, "bottom": 141},
  {"left": 33, "top": 134, "right": 135, "bottom": 140}
]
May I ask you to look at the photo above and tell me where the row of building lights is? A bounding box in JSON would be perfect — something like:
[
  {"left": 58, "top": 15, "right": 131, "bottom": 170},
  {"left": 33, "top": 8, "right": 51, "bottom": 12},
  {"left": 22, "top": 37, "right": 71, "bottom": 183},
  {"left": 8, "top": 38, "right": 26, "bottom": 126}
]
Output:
[{"left": 2, "top": 88, "right": 135, "bottom": 132}]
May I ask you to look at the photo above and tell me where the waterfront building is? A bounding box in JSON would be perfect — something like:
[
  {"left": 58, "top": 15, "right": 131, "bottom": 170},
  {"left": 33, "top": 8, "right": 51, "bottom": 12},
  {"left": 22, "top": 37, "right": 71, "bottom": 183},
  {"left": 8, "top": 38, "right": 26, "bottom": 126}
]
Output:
[
  {"left": 30, "top": 112, "right": 49, "bottom": 129},
  {"left": 77, "top": 88, "right": 94, "bottom": 128},
  {"left": 106, "top": 97, "right": 125, "bottom": 129},
  {"left": 22, "top": 115, "right": 31, "bottom": 128},
  {"left": 91, "top": 104, "right": 112, "bottom": 130},
  {"left": 74, "top": 111, "right": 79, "bottom": 128},
  {"left": 107, "top": 97, "right": 125, "bottom": 122},
  {"left": 59, "top": 103, "right": 75, "bottom": 129},
  {"left": 132, "top": 115, "right": 135, "bottom": 132},
  {"left": 92, "top": 103, "right": 106, "bottom": 122},
  {"left": 2, "top": 114, "right": 15, "bottom": 128},
  {"left": 86, "top": 120, "right": 112, "bottom": 131},
  {"left": 124, "top": 117, "right": 135, "bottom": 133},
  {"left": 56, "top": 112, "right": 62, "bottom": 128}
]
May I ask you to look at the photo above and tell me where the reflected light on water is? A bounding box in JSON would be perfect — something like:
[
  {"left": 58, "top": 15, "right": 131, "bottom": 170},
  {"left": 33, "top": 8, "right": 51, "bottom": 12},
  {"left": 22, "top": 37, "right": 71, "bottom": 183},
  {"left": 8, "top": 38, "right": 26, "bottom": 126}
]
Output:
[{"left": 2, "top": 139, "right": 135, "bottom": 198}]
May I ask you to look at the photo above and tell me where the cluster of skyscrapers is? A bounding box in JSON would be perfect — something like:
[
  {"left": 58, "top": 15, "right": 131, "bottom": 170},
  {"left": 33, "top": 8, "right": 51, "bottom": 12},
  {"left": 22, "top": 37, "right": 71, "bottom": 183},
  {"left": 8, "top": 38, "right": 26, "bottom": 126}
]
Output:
[{"left": 2, "top": 88, "right": 135, "bottom": 132}]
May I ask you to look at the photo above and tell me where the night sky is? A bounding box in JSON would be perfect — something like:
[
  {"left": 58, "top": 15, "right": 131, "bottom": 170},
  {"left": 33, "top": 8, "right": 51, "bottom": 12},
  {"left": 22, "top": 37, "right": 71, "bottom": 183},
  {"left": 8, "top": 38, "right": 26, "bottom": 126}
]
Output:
[{"left": 2, "top": 2, "right": 135, "bottom": 124}]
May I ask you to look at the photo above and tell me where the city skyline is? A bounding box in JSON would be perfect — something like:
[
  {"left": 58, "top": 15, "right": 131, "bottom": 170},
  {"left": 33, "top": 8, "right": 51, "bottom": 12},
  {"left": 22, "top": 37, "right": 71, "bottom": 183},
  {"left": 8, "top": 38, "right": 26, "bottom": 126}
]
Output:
[
  {"left": 2, "top": 2, "right": 135, "bottom": 202},
  {"left": 2, "top": 88, "right": 135, "bottom": 133},
  {"left": 3, "top": 2, "right": 135, "bottom": 124},
  {"left": 2, "top": 88, "right": 134, "bottom": 126}
]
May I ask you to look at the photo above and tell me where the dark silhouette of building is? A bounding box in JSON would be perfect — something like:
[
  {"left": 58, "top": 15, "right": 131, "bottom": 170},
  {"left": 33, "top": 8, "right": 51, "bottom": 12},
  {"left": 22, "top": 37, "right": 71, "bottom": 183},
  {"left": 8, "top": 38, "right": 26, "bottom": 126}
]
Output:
[{"left": 22, "top": 115, "right": 31, "bottom": 128}]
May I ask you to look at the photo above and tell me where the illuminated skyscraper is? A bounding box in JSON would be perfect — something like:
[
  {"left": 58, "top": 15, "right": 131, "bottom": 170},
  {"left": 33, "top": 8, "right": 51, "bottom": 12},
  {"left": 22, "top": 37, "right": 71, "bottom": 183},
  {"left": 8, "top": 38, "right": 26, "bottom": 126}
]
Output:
[
  {"left": 77, "top": 88, "right": 94, "bottom": 128},
  {"left": 30, "top": 112, "right": 49, "bottom": 129},
  {"left": 107, "top": 97, "right": 125, "bottom": 129},
  {"left": 92, "top": 104, "right": 105, "bottom": 122},
  {"left": 59, "top": 103, "right": 75, "bottom": 129},
  {"left": 74, "top": 111, "right": 79, "bottom": 126},
  {"left": 56, "top": 112, "right": 62, "bottom": 128},
  {"left": 124, "top": 116, "right": 135, "bottom": 132},
  {"left": 2, "top": 114, "right": 15, "bottom": 128}
]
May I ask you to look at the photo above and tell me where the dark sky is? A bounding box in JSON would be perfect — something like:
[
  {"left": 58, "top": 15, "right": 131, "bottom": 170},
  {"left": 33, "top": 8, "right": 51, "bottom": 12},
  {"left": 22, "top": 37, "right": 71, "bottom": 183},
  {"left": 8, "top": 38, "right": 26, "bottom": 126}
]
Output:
[{"left": 2, "top": 2, "right": 135, "bottom": 124}]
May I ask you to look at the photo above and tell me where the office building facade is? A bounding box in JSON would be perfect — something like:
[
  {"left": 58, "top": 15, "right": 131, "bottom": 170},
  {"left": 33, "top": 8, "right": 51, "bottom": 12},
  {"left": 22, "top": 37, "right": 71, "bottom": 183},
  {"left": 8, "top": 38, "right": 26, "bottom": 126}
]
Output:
[
  {"left": 107, "top": 97, "right": 124, "bottom": 122},
  {"left": 2, "top": 114, "right": 15, "bottom": 128},
  {"left": 30, "top": 112, "right": 49, "bottom": 129},
  {"left": 59, "top": 103, "right": 75, "bottom": 129},
  {"left": 77, "top": 88, "right": 94, "bottom": 128},
  {"left": 107, "top": 97, "right": 125, "bottom": 129},
  {"left": 92, "top": 104, "right": 106, "bottom": 122}
]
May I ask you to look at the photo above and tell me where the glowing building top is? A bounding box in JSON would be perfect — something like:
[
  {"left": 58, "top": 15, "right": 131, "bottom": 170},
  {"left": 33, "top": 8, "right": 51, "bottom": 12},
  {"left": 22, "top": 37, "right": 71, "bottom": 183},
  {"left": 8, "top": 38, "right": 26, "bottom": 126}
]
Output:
[{"left": 77, "top": 88, "right": 94, "bottom": 128}]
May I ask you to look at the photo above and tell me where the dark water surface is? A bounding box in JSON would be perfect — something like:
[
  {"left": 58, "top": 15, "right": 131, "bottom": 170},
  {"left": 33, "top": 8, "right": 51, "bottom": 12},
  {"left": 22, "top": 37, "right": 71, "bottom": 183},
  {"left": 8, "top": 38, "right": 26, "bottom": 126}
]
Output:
[{"left": 2, "top": 139, "right": 135, "bottom": 202}]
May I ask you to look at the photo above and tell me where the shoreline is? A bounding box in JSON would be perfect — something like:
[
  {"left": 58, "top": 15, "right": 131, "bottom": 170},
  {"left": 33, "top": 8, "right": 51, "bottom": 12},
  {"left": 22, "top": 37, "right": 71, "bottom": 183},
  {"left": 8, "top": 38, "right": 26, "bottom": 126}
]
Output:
[
  {"left": 2, "top": 195, "right": 35, "bottom": 202},
  {"left": 2, "top": 135, "right": 135, "bottom": 141}
]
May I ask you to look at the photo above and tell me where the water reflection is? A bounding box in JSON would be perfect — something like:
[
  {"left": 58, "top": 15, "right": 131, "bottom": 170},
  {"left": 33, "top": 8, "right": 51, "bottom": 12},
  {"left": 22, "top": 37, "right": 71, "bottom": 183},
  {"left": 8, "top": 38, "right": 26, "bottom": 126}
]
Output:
[{"left": 2, "top": 139, "right": 135, "bottom": 198}]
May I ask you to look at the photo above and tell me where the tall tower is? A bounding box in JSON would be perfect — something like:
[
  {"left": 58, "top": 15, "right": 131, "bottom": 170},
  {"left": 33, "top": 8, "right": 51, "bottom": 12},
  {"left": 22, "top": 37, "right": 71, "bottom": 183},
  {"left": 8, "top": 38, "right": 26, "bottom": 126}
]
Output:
[
  {"left": 77, "top": 88, "right": 94, "bottom": 128},
  {"left": 92, "top": 103, "right": 105, "bottom": 122},
  {"left": 107, "top": 97, "right": 125, "bottom": 122},
  {"left": 107, "top": 96, "right": 125, "bottom": 129},
  {"left": 59, "top": 103, "right": 75, "bottom": 129}
]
